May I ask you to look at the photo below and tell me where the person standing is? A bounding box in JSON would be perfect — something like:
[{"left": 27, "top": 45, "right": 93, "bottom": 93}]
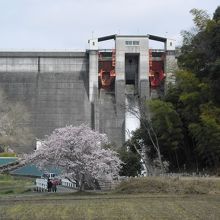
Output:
[
  {"left": 47, "top": 179, "right": 52, "bottom": 192},
  {"left": 52, "top": 180, "right": 57, "bottom": 192}
]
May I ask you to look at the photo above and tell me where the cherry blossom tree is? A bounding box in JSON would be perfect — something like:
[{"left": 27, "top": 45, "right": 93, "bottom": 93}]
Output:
[{"left": 24, "top": 124, "right": 122, "bottom": 191}]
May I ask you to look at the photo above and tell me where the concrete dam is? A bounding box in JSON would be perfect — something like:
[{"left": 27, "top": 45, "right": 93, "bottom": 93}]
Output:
[{"left": 0, "top": 34, "right": 177, "bottom": 152}]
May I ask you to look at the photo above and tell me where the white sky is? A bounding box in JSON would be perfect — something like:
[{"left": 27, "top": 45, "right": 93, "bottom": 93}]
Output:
[{"left": 0, "top": 0, "right": 219, "bottom": 50}]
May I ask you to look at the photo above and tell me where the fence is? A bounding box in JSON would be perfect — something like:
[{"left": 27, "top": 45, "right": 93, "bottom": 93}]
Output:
[
  {"left": 35, "top": 178, "right": 48, "bottom": 192},
  {"left": 35, "top": 178, "right": 76, "bottom": 192},
  {"left": 61, "top": 178, "right": 76, "bottom": 188}
]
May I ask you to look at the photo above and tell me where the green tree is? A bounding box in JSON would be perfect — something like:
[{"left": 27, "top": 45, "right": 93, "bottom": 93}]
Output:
[
  {"left": 127, "top": 99, "right": 166, "bottom": 174},
  {"left": 178, "top": 6, "right": 220, "bottom": 105},
  {"left": 189, "top": 103, "right": 220, "bottom": 168},
  {"left": 148, "top": 100, "right": 184, "bottom": 170},
  {"left": 125, "top": 99, "right": 184, "bottom": 172},
  {"left": 165, "top": 70, "right": 215, "bottom": 168},
  {"left": 213, "top": 6, "right": 220, "bottom": 21},
  {"left": 119, "top": 147, "right": 141, "bottom": 177},
  {"left": 172, "top": 6, "right": 220, "bottom": 169},
  {"left": 190, "top": 8, "right": 210, "bottom": 31},
  {"left": 124, "top": 6, "right": 220, "bottom": 172}
]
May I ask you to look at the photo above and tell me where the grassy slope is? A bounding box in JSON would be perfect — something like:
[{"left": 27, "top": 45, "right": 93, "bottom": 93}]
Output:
[
  {"left": 114, "top": 176, "right": 220, "bottom": 194},
  {"left": 0, "top": 174, "right": 33, "bottom": 195}
]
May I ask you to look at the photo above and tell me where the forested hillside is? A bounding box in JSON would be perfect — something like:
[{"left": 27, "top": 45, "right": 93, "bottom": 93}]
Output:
[{"left": 121, "top": 6, "right": 220, "bottom": 175}]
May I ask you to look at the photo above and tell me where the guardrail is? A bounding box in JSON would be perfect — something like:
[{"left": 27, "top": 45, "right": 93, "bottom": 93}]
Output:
[
  {"left": 35, "top": 178, "right": 48, "bottom": 192},
  {"left": 61, "top": 178, "right": 76, "bottom": 188},
  {"left": 35, "top": 178, "right": 76, "bottom": 192}
]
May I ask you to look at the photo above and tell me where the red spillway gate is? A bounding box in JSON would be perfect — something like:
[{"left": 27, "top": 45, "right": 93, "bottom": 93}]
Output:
[
  {"left": 149, "top": 49, "right": 165, "bottom": 88},
  {"left": 98, "top": 49, "right": 166, "bottom": 90},
  {"left": 98, "top": 50, "right": 116, "bottom": 90}
]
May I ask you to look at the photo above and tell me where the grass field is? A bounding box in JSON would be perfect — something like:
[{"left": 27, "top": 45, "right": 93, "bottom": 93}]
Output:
[
  {"left": 0, "top": 193, "right": 219, "bottom": 219},
  {"left": 0, "top": 174, "right": 33, "bottom": 195},
  {"left": 0, "top": 175, "right": 220, "bottom": 219}
]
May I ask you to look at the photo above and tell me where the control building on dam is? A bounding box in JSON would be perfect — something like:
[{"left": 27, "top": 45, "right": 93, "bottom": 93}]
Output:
[{"left": 0, "top": 34, "right": 177, "bottom": 152}]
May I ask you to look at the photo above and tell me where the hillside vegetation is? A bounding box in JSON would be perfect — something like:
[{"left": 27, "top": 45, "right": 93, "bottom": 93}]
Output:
[
  {"left": 122, "top": 7, "right": 220, "bottom": 176},
  {"left": 115, "top": 177, "right": 220, "bottom": 194}
]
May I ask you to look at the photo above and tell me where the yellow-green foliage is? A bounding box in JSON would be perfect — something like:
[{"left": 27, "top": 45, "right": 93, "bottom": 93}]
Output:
[
  {"left": 0, "top": 152, "right": 16, "bottom": 157},
  {"left": 115, "top": 177, "right": 220, "bottom": 194}
]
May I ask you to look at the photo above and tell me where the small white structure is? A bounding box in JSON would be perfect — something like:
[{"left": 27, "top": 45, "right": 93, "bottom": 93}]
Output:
[
  {"left": 61, "top": 178, "right": 76, "bottom": 188},
  {"left": 36, "top": 141, "right": 43, "bottom": 151},
  {"left": 165, "top": 38, "right": 175, "bottom": 51},
  {"left": 88, "top": 38, "right": 98, "bottom": 50}
]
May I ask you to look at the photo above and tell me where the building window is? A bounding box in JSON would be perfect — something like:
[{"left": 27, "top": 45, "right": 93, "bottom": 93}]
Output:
[
  {"left": 125, "top": 40, "right": 139, "bottom": 46},
  {"left": 170, "top": 42, "right": 172, "bottom": 46},
  {"left": 133, "top": 41, "right": 139, "bottom": 45},
  {"left": 125, "top": 41, "right": 132, "bottom": 45}
]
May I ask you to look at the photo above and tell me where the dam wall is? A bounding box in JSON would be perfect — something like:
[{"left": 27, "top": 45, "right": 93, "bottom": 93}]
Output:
[
  {"left": 0, "top": 35, "right": 177, "bottom": 153},
  {"left": 0, "top": 52, "right": 92, "bottom": 152}
]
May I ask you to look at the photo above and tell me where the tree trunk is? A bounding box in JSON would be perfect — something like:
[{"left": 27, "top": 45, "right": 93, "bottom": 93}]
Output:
[
  {"left": 157, "top": 148, "right": 165, "bottom": 173},
  {"left": 175, "top": 150, "right": 180, "bottom": 172},
  {"left": 79, "top": 174, "right": 85, "bottom": 191},
  {"left": 143, "top": 148, "right": 153, "bottom": 176}
]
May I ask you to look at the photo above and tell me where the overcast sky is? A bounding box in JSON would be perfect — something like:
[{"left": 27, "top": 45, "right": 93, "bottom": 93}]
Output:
[{"left": 0, "top": 0, "right": 219, "bottom": 50}]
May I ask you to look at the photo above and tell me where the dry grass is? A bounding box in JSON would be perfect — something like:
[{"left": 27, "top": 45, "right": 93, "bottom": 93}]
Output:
[
  {"left": 0, "top": 176, "right": 220, "bottom": 219},
  {"left": 115, "top": 176, "right": 220, "bottom": 195},
  {"left": 0, "top": 194, "right": 219, "bottom": 219}
]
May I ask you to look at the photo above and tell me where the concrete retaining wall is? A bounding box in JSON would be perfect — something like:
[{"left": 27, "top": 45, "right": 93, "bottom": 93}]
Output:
[
  {"left": 0, "top": 52, "right": 91, "bottom": 152},
  {"left": 0, "top": 51, "right": 134, "bottom": 152}
]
